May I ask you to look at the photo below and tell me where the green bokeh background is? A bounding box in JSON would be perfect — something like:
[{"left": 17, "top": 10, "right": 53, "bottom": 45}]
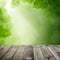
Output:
[{"left": 0, "top": 0, "right": 60, "bottom": 45}]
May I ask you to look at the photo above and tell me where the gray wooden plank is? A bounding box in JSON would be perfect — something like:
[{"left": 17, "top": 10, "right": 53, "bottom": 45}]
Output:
[
  {"left": 33, "top": 46, "right": 44, "bottom": 60},
  {"left": 1, "top": 46, "right": 18, "bottom": 60},
  {"left": 22, "top": 46, "right": 34, "bottom": 60},
  {"left": 0, "top": 46, "right": 4, "bottom": 50},
  {"left": 0, "top": 46, "right": 12, "bottom": 60},
  {"left": 50, "top": 46, "right": 60, "bottom": 57},
  {"left": 0, "top": 45, "right": 60, "bottom": 60},
  {"left": 54, "top": 46, "right": 60, "bottom": 52},
  {"left": 55, "top": 45, "right": 60, "bottom": 48},
  {"left": 47, "top": 46, "right": 60, "bottom": 60},
  {"left": 45, "top": 46, "right": 56, "bottom": 60},
  {"left": 38, "top": 45, "right": 56, "bottom": 60},
  {"left": 12, "top": 46, "right": 26, "bottom": 60},
  {"left": 33, "top": 47, "right": 39, "bottom": 60}
]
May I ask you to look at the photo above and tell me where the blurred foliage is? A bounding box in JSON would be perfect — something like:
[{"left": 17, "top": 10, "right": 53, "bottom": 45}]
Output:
[
  {"left": 11, "top": 0, "right": 60, "bottom": 16},
  {"left": 22, "top": 0, "right": 33, "bottom": 3},
  {"left": 33, "top": 0, "right": 48, "bottom": 8},
  {"left": 11, "top": 0, "right": 60, "bottom": 44},
  {"left": 0, "top": 7, "right": 11, "bottom": 44},
  {"left": 0, "top": 0, "right": 7, "bottom": 7},
  {"left": 0, "top": 7, "right": 11, "bottom": 38},
  {"left": 0, "top": 0, "right": 59, "bottom": 45},
  {"left": 11, "top": 0, "right": 20, "bottom": 7}
]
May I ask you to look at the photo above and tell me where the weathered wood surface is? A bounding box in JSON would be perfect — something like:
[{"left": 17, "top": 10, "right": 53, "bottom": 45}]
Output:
[{"left": 0, "top": 45, "right": 60, "bottom": 60}]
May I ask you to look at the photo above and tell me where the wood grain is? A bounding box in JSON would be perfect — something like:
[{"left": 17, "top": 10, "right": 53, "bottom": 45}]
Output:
[{"left": 0, "top": 45, "right": 60, "bottom": 60}]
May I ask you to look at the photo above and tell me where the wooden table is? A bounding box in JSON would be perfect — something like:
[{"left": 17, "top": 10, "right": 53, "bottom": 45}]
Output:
[{"left": 0, "top": 45, "right": 60, "bottom": 60}]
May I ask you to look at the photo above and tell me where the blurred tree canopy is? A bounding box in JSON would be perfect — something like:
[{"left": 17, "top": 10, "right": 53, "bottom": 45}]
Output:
[
  {"left": 0, "top": 0, "right": 60, "bottom": 45},
  {"left": 11, "top": 0, "right": 60, "bottom": 44},
  {"left": 0, "top": 7, "right": 11, "bottom": 38},
  {"left": 0, "top": 0, "right": 7, "bottom": 7},
  {"left": 11, "top": 0, "right": 60, "bottom": 16},
  {"left": 0, "top": 7, "right": 12, "bottom": 44}
]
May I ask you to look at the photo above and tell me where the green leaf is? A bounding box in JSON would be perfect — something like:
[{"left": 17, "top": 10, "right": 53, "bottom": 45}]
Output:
[
  {"left": 34, "top": 0, "right": 41, "bottom": 8},
  {"left": 34, "top": 0, "right": 48, "bottom": 8}
]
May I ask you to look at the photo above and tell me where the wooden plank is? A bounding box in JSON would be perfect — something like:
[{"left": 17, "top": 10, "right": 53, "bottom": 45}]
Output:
[
  {"left": 1, "top": 46, "right": 18, "bottom": 60},
  {"left": 33, "top": 46, "right": 44, "bottom": 60},
  {"left": 22, "top": 46, "right": 34, "bottom": 60},
  {"left": 33, "top": 47, "right": 39, "bottom": 60},
  {"left": 0, "top": 45, "right": 60, "bottom": 60},
  {"left": 0, "top": 46, "right": 4, "bottom": 50},
  {"left": 50, "top": 46, "right": 60, "bottom": 57},
  {"left": 47, "top": 46, "right": 60, "bottom": 60},
  {"left": 0, "top": 46, "right": 12, "bottom": 60},
  {"left": 40, "top": 45, "right": 56, "bottom": 60},
  {"left": 54, "top": 46, "right": 60, "bottom": 52},
  {"left": 12, "top": 46, "right": 26, "bottom": 60},
  {"left": 55, "top": 45, "right": 60, "bottom": 48}
]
